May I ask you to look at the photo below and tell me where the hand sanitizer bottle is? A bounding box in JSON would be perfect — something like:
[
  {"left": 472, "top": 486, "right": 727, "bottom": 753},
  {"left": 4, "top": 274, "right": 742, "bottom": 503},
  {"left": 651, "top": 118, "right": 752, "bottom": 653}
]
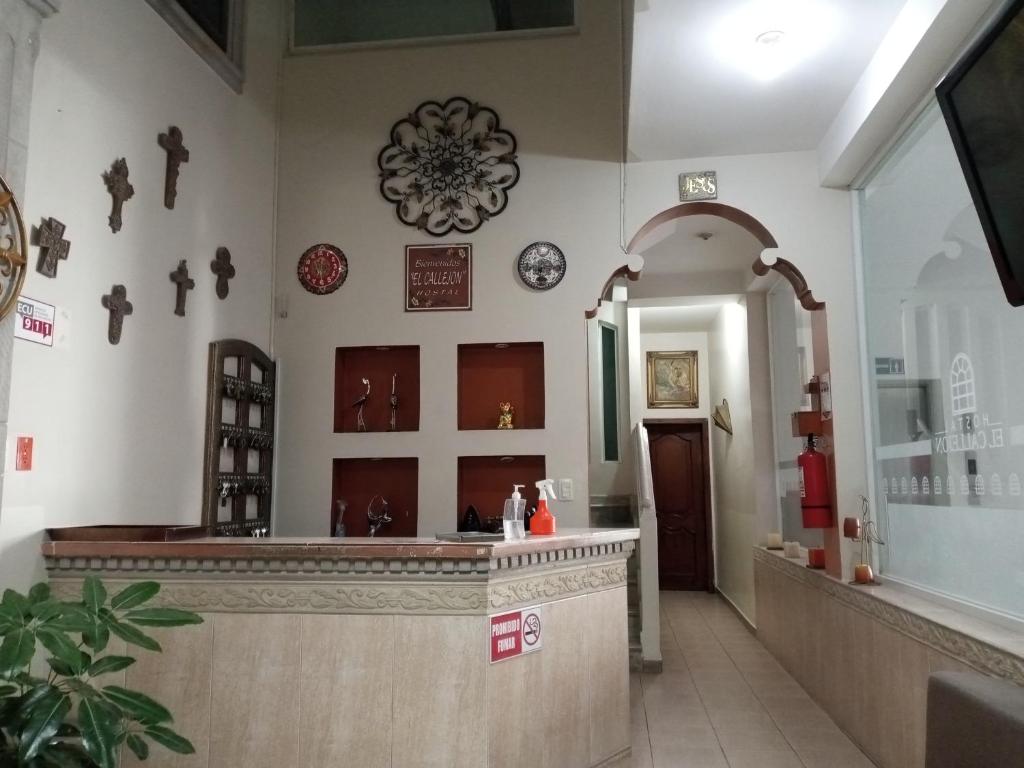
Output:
[{"left": 502, "top": 484, "right": 526, "bottom": 540}]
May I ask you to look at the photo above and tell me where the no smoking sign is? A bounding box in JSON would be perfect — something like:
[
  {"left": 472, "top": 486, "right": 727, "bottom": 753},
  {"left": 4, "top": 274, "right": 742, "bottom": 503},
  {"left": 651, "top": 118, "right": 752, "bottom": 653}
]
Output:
[{"left": 489, "top": 605, "right": 544, "bottom": 663}]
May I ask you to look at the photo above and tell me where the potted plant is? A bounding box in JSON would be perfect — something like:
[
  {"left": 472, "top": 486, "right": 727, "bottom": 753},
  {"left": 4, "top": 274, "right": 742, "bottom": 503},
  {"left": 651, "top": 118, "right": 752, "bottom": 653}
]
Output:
[{"left": 0, "top": 576, "right": 202, "bottom": 766}]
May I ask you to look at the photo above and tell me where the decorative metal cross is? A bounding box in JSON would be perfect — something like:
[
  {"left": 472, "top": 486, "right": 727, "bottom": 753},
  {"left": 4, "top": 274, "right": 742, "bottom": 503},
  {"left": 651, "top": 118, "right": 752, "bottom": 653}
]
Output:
[
  {"left": 101, "top": 284, "right": 133, "bottom": 345},
  {"left": 102, "top": 158, "right": 134, "bottom": 233},
  {"left": 36, "top": 217, "right": 70, "bottom": 278},
  {"left": 211, "top": 246, "right": 235, "bottom": 299},
  {"left": 170, "top": 259, "right": 195, "bottom": 316},
  {"left": 157, "top": 126, "right": 189, "bottom": 210}
]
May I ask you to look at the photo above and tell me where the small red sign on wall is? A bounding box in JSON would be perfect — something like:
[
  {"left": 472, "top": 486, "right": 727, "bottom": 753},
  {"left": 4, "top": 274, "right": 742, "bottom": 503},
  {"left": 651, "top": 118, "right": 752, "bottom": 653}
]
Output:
[
  {"left": 490, "top": 605, "right": 543, "bottom": 663},
  {"left": 405, "top": 244, "right": 472, "bottom": 311}
]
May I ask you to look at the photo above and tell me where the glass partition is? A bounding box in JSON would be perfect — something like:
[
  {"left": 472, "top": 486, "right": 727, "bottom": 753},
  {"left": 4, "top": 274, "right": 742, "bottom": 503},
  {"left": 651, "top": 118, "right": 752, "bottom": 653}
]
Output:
[{"left": 859, "top": 102, "right": 1024, "bottom": 621}]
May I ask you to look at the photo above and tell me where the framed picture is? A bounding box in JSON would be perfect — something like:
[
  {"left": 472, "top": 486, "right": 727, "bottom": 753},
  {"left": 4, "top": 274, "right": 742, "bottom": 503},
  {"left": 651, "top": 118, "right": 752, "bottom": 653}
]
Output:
[
  {"left": 647, "top": 351, "right": 698, "bottom": 408},
  {"left": 405, "top": 243, "right": 472, "bottom": 311}
]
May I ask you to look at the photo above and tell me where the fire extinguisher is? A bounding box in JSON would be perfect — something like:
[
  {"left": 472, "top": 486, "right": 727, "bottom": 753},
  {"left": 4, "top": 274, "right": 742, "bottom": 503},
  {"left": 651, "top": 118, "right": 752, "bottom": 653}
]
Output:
[{"left": 798, "top": 434, "right": 832, "bottom": 528}]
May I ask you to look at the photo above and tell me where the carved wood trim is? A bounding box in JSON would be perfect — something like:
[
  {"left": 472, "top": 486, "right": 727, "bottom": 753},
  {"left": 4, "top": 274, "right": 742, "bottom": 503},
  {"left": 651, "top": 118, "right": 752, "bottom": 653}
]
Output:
[
  {"left": 585, "top": 263, "right": 641, "bottom": 320},
  {"left": 752, "top": 255, "right": 825, "bottom": 311},
  {"left": 625, "top": 201, "right": 778, "bottom": 253}
]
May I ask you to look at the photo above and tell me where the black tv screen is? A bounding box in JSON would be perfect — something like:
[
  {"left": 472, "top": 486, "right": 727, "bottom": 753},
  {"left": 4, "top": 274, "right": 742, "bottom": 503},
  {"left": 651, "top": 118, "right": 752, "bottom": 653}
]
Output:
[{"left": 937, "top": 0, "right": 1024, "bottom": 306}]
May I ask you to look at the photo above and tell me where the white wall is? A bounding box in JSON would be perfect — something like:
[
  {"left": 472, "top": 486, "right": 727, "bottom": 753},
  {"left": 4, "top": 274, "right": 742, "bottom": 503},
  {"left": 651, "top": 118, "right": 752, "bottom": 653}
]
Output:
[
  {"left": 708, "top": 302, "right": 756, "bottom": 621},
  {"left": 625, "top": 151, "right": 867, "bottom": 577},
  {"left": 0, "top": 0, "right": 283, "bottom": 590},
  {"left": 637, "top": 331, "right": 710, "bottom": 421},
  {"left": 273, "top": 0, "right": 626, "bottom": 536}
]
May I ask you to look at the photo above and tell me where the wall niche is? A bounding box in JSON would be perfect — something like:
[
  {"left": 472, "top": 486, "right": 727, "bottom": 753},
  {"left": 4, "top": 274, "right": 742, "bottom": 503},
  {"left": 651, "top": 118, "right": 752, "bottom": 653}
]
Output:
[
  {"left": 457, "top": 455, "right": 547, "bottom": 528},
  {"left": 457, "top": 342, "right": 544, "bottom": 430},
  {"left": 331, "top": 457, "right": 418, "bottom": 537},
  {"left": 334, "top": 345, "right": 420, "bottom": 433}
]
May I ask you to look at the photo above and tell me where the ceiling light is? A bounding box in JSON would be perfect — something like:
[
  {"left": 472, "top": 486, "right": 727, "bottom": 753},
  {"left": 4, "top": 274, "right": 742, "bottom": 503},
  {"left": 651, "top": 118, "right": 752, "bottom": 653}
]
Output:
[
  {"left": 755, "top": 30, "right": 785, "bottom": 46},
  {"left": 713, "top": 1, "right": 837, "bottom": 82}
]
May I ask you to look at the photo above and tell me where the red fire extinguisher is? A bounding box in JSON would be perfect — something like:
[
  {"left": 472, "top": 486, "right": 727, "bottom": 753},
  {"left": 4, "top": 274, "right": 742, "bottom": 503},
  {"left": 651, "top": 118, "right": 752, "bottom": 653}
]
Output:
[{"left": 798, "top": 434, "right": 832, "bottom": 528}]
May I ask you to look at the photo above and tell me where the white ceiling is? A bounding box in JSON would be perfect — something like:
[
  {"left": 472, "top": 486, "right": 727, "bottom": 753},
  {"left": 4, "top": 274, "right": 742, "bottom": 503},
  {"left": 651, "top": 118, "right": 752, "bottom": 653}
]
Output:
[
  {"left": 628, "top": 0, "right": 908, "bottom": 160},
  {"left": 638, "top": 304, "right": 725, "bottom": 333},
  {"left": 633, "top": 214, "right": 764, "bottom": 274}
]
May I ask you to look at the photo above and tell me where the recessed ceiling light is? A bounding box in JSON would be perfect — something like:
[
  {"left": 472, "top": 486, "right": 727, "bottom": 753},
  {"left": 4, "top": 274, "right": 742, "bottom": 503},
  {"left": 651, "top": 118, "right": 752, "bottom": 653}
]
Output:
[
  {"left": 714, "top": 1, "right": 837, "bottom": 82},
  {"left": 755, "top": 30, "right": 785, "bottom": 46}
]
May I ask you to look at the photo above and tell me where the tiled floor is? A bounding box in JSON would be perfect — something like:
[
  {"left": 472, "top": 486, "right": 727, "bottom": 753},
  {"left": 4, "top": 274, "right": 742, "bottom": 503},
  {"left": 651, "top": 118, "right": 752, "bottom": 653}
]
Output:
[{"left": 630, "top": 592, "right": 876, "bottom": 768}]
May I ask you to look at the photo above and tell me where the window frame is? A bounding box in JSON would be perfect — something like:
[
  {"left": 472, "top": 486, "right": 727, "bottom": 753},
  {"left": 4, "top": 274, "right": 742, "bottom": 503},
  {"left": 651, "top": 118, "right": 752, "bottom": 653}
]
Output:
[
  {"left": 287, "top": 0, "right": 580, "bottom": 56},
  {"left": 145, "top": 0, "right": 246, "bottom": 93}
]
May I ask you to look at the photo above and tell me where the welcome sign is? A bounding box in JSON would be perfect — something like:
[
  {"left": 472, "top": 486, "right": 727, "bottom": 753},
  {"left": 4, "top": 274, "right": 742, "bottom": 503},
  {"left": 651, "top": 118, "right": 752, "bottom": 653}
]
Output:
[{"left": 405, "top": 243, "right": 472, "bottom": 311}]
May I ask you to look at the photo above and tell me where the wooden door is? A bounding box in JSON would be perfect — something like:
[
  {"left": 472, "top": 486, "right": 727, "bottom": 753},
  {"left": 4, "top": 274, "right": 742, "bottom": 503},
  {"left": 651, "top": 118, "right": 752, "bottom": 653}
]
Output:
[{"left": 646, "top": 421, "right": 712, "bottom": 591}]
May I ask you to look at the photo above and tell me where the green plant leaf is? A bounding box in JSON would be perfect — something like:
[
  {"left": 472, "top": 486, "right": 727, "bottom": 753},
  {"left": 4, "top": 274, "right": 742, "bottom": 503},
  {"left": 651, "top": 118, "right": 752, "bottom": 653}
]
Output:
[
  {"left": 65, "top": 679, "right": 99, "bottom": 700},
  {"left": 78, "top": 698, "right": 119, "bottom": 768},
  {"left": 45, "top": 658, "right": 75, "bottom": 677},
  {"left": 27, "top": 584, "right": 51, "bottom": 605},
  {"left": 0, "top": 629, "right": 35, "bottom": 676},
  {"left": 29, "top": 600, "right": 67, "bottom": 623},
  {"left": 143, "top": 724, "right": 195, "bottom": 755},
  {"left": 109, "top": 583, "right": 159, "bottom": 612},
  {"left": 45, "top": 604, "right": 94, "bottom": 634},
  {"left": 81, "top": 623, "right": 110, "bottom": 655},
  {"left": 17, "top": 688, "right": 70, "bottom": 762},
  {"left": 102, "top": 616, "right": 159, "bottom": 653},
  {"left": 101, "top": 686, "right": 171, "bottom": 725},
  {"left": 35, "top": 629, "right": 86, "bottom": 673},
  {"left": 87, "top": 656, "right": 135, "bottom": 678},
  {"left": 122, "top": 608, "right": 203, "bottom": 627},
  {"left": 81, "top": 578, "right": 106, "bottom": 615},
  {"left": 1, "top": 589, "right": 30, "bottom": 619},
  {"left": 38, "top": 742, "right": 93, "bottom": 767},
  {"left": 0, "top": 602, "right": 22, "bottom": 634},
  {"left": 19, "top": 683, "right": 60, "bottom": 713},
  {"left": 125, "top": 733, "right": 149, "bottom": 760}
]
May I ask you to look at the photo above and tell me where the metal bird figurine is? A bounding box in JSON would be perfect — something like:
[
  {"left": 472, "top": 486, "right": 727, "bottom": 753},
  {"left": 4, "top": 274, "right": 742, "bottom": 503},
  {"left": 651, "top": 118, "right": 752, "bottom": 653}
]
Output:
[
  {"left": 353, "top": 377, "right": 370, "bottom": 431},
  {"left": 389, "top": 373, "right": 398, "bottom": 431}
]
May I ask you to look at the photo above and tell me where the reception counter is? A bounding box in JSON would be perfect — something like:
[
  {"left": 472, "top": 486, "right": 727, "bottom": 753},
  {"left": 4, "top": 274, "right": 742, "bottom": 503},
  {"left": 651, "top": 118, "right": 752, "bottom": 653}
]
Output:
[{"left": 43, "top": 528, "right": 638, "bottom": 768}]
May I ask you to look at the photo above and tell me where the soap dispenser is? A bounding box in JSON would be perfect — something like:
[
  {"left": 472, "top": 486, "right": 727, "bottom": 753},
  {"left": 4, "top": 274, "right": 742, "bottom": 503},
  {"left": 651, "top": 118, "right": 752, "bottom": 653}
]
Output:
[
  {"left": 502, "top": 484, "right": 526, "bottom": 540},
  {"left": 531, "top": 479, "right": 558, "bottom": 535}
]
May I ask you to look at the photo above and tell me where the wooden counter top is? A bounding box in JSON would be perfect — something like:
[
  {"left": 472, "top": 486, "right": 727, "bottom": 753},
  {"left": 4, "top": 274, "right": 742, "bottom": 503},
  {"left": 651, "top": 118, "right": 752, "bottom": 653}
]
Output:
[{"left": 42, "top": 527, "right": 638, "bottom": 562}]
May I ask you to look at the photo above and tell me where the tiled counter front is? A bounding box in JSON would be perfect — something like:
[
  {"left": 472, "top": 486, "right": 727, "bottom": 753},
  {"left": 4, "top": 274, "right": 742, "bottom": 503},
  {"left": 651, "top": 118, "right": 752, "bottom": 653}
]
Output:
[
  {"left": 754, "top": 547, "right": 1024, "bottom": 768},
  {"left": 45, "top": 531, "right": 636, "bottom": 768}
]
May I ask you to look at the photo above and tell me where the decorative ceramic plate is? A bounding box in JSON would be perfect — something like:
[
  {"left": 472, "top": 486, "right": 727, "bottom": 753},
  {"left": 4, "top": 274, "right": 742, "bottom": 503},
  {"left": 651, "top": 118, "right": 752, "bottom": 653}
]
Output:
[
  {"left": 517, "top": 241, "right": 566, "bottom": 291},
  {"left": 297, "top": 243, "right": 348, "bottom": 295}
]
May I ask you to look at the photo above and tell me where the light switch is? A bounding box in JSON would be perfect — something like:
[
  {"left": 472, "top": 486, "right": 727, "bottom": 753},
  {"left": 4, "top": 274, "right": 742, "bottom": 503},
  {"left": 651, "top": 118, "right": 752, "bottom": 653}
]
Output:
[
  {"left": 558, "top": 478, "right": 574, "bottom": 500},
  {"left": 15, "top": 436, "right": 33, "bottom": 471}
]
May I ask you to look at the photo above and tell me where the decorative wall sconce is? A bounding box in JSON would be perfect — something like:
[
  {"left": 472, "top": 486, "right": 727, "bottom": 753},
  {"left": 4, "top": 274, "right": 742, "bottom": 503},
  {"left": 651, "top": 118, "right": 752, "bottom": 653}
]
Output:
[{"left": 712, "top": 399, "right": 733, "bottom": 435}]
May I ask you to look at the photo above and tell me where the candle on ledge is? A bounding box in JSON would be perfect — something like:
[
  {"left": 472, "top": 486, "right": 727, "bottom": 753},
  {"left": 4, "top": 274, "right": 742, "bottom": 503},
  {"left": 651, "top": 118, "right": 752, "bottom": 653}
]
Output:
[
  {"left": 783, "top": 541, "right": 801, "bottom": 558},
  {"left": 764, "top": 532, "right": 783, "bottom": 549}
]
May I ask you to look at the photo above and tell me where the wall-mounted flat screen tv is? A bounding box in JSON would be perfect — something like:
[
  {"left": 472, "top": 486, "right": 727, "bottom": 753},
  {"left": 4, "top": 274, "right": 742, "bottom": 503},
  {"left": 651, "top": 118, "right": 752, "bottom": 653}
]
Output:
[{"left": 936, "top": 0, "right": 1024, "bottom": 306}]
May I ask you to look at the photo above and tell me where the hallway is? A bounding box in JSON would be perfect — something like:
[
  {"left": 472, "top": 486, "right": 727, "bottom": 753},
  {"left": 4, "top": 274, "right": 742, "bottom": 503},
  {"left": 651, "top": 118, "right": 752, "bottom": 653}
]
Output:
[{"left": 631, "top": 592, "right": 874, "bottom": 768}]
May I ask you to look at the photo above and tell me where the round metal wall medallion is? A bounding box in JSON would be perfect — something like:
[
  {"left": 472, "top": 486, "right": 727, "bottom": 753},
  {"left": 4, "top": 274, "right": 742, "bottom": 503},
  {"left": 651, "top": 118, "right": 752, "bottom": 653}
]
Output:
[
  {"left": 517, "top": 242, "right": 566, "bottom": 291},
  {"left": 297, "top": 244, "right": 348, "bottom": 295}
]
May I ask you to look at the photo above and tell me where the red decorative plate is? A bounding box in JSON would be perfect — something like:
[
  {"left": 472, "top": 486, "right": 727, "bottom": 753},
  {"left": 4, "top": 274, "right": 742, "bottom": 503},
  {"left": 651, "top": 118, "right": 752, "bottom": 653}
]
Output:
[{"left": 297, "top": 243, "right": 348, "bottom": 295}]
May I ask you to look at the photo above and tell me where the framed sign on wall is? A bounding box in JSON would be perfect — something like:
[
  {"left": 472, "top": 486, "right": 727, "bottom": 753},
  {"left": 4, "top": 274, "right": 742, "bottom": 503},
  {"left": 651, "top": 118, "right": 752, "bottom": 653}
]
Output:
[{"left": 405, "top": 244, "right": 472, "bottom": 311}]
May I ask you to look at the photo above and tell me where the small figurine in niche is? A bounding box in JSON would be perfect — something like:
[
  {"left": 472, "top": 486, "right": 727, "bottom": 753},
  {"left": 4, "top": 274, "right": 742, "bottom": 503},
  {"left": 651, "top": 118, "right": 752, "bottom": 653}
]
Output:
[
  {"left": 333, "top": 499, "right": 347, "bottom": 537},
  {"left": 497, "top": 402, "right": 515, "bottom": 430},
  {"left": 389, "top": 373, "right": 398, "bottom": 431},
  {"left": 460, "top": 504, "right": 482, "bottom": 533},
  {"left": 352, "top": 377, "right": 370, "bottom": 431}
]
